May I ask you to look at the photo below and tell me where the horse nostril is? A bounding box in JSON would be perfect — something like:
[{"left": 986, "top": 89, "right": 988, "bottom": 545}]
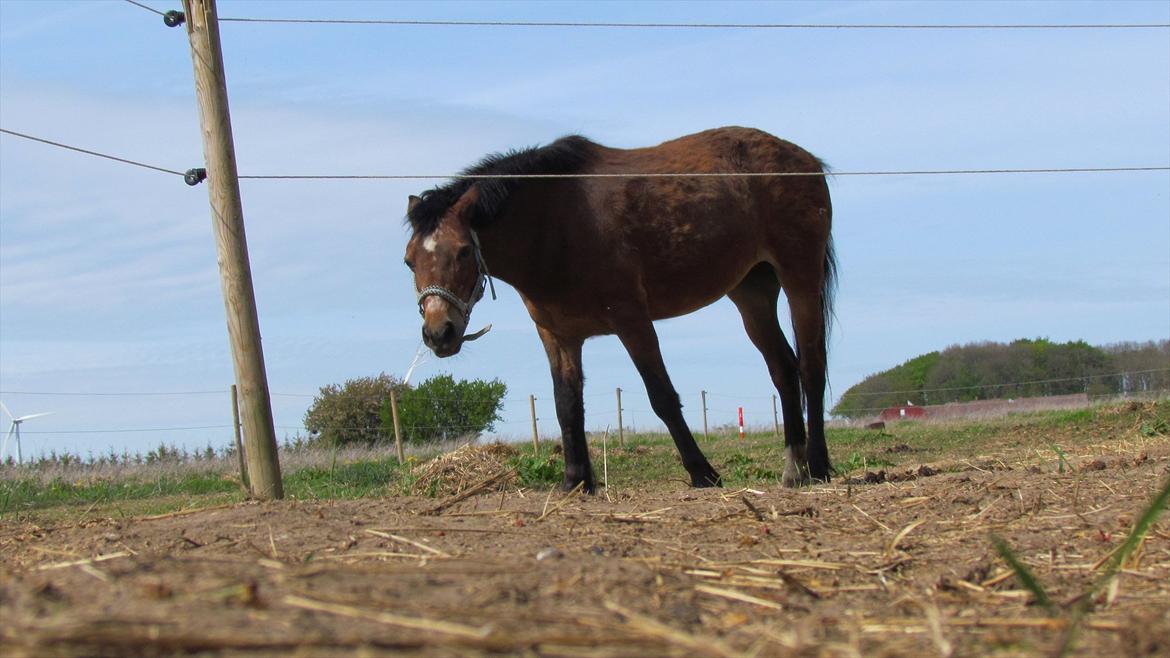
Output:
[
  {"left": 438, "top": 321, "right": 456, "bottom": 344},
  {"left": 423, "top": 322, "right": 458, "bottom": 347}
]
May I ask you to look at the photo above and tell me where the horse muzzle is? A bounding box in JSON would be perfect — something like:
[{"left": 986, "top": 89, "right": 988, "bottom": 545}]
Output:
[{"left": 422, "top": 318, "right": 464, "bottom": 357}]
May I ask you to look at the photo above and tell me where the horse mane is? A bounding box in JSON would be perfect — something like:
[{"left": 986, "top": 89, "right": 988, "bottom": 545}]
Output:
[{"left": 406, "top": 135, "right": 597, "bottom": 235}]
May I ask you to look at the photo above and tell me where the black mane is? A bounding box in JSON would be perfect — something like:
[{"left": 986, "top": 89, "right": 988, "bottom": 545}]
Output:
[{"left": 406, "top": 135, "right": 596, "bottom": 235}]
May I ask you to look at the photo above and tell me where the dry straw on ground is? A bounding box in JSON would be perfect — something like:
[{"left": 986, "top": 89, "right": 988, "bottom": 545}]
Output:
[{"left": 409, "top": 442, "right": 518, "bottom": 497}]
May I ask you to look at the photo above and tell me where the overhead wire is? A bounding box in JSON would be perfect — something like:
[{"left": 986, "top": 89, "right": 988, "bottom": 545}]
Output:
[
  {"left": 236, "top": 166, "right": 1170, "bottom": 181},
  {"left": 122, "top": 0, "right": 165, "bottom": 17},
  {"left": 5, "top": 368, "right": 1165, "bottom": 401},
  {"left": 215, "top": 16, "right": 1170, "bottom": 30},
  {"left": 121, "top": 2, "right": 1170, "bottom": 30},
  {"left": 4, "top": 128, "right": 1167, "bottom": 181},
  {"left": 0, "top": 128, "right": 184, "bottom": 178}
]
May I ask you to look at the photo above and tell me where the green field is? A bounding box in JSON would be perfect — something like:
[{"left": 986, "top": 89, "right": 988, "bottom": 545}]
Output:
[{"left": 3, "top": 400, "right": 1167, "bottom": 521}]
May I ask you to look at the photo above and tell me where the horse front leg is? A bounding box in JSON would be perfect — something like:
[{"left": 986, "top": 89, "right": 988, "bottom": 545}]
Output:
[
  {"left": 615, "top": 319, "right": 722, "bottom": 488},
  {"left": 536, "top": 326, "right": 594, "bottom": 492}
]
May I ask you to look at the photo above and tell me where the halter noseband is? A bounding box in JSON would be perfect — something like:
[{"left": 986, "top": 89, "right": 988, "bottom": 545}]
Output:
[{"left": 415, "top": 229, "right": 497, "bottom": 323}]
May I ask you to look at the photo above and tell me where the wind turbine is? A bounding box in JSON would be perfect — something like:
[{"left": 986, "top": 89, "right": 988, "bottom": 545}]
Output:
[{"left": 1, "top": 402, "right": 52, "bottom": 465}]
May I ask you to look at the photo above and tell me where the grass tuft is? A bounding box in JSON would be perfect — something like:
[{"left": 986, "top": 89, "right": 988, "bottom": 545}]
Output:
[{"left": 991, "top": 534, "right": 1055, "bottom": 613}]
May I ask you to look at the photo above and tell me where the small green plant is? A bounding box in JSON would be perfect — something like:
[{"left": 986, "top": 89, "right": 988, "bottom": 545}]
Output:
[
  {"left": 990, "top": 535, "right": 1055, "bottom": 613},
  {"left": 1139, "top": 417, "right": 1169, "bottom": 437},
  {"left": 1050, "top": 443, "right": 1069, "bottom": 473},
  {"left": 721, "top": 453, "right": 780, "bottom": 482},
  {"left": 509, "top": 454, "right": 562, "bottom": 488},
  {"left": 835, "top": 451, "right": 895, "bottom": 475}
]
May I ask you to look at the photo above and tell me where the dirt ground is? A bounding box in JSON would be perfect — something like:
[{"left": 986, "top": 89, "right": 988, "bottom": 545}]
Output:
[{"left": 2, "top": 436, "right": 1168, "bottom": 657}]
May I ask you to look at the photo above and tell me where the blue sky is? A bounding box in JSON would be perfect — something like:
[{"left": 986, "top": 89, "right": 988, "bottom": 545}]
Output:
[{"left": 1, "top": 1, "right": 1167, "bottom": 461}]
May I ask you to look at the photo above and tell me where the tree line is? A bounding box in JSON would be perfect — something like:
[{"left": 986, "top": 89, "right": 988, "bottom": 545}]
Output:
[{"left": 831, "top": 338, "right": 1169, "bottom": 419}]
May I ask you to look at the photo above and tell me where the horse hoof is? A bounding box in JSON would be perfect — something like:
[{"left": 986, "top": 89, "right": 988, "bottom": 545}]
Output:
[
  {"left": 807, "top": 465, "right": 832, "bottom": 483},
  {"left": 782, "top": 472, "right": 811, "bottom": 488},
  {"left": 561, "top": 478, "right": 595, "bottom": 494},
  {"left": 691, "top": 470, "right": 723, "bottom": 488},
  {"left": 782, "top": 461, "right": 811, "bottom": 488}
]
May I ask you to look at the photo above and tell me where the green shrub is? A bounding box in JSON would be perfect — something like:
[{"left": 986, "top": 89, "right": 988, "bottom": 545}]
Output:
[
  {"left": 304, "top": 373, "right": 403, "bottom": 446},
  {"left": 387, "top": 374, "right": 507, "bottom": 444}
]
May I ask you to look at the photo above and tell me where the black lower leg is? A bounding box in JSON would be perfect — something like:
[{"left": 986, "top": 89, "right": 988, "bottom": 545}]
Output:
[
  {"left": 554, "top": 381, "right": 594, "bottom": 492},
  {"left": 538, "top": 329, "right": 594, "bottom": 492},
  {"left": 642, "top": 368, "right": 721, "bottom": 487}
]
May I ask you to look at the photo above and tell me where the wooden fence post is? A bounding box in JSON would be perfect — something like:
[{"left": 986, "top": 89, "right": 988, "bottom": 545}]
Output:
[
  {"left": 230, "top": 384, "right": 249, "bottom": 492},
  {"left": 183, "top": 0, "right": 281, "bottom": 499},
  {"left": 701, "top": 390, "right": 709, "bottom": 440},
  {"left": 389, "top": 390, "right": 404, "bottom": 464},
  {"left": 616, "top": 387, "right": 624, "bottom": 447},
  {"left": 529, "top": 394, "right": 540, "bottom": 455}
]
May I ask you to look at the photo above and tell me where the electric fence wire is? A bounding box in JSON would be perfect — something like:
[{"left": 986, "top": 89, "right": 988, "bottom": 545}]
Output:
[
  {"left": 123, "top": 0, "right": 165, "bottom": 17},
  {"left": 4, "top": 128, "right": 1167, "bottom": 182},
  {"left": 119, "top": 1, "right": 1170, "bottom": 30},
  {"left": 5, "top": 368, "right": 1166, "bottom": 402},
  {"left": 0, "top": 128, "right": 185, "bottom": 178}
]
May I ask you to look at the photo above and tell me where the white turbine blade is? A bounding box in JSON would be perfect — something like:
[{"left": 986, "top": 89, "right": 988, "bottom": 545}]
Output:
[
  {"left": 15, "top": 411, "right": 53, "bottom": 422},
  {"left": 0, "top": 401, "right": 11, "bottom": 421}
]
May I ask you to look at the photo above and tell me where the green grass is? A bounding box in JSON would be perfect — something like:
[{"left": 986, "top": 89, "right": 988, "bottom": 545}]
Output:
[
  {"left": 2, "top": 400, "right": 1165, "bottom": 521},
  {"left": 509, "top": 453, "right": 564, "bottom": 488},
  {"left": 283, "top": 458, "right": 410, "bottom": 500},
  {"left": 0, "top": 456, "right": 415, "bottom": 520},
  {"left": 0, "top": 471, "right": 241, "bottom": 516}
]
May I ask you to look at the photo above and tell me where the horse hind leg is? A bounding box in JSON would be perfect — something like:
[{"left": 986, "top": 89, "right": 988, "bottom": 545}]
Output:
[
  {"left": 727, "top": 263, "right": 811, "bottom": 487},
  {"left": 786, "top": 284, "right": 832, "bottom": 481}
]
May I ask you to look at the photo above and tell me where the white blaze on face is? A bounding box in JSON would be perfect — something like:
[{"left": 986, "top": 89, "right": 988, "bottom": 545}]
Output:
[
  {"left": 421, "top": 295, "right": 446, "bottom": 316},
  {"left": 422, "top": 235, "right": 438, "bottom": 253}
]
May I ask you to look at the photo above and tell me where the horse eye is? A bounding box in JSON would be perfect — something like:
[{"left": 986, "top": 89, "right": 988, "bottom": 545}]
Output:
[
  {"left": 457, "top": 246, "right": 473, "bottom": 260},
  {"left": 404, "top": 259, "right": 414, "bottom": 271}
]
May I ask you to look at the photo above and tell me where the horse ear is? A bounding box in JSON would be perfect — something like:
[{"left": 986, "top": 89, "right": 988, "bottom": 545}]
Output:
[
  {"left": 407, "top": 195, "right": 422, "bottom": 213},
  {"left": 453, "top": 185, "right": 481, "bottom": 219}
]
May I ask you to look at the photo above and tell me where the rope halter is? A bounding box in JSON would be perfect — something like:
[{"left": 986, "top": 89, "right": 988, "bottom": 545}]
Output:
[{"left": 415, "top": 229, "right": 497, "bottom": 339}]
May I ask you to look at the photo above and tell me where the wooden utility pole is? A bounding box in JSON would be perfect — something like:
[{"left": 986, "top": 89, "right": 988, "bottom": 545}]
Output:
[
  {"left": 529, "top": 395, "right": 539, "bottom": 454},
  {"left": 616, "top": 388, "right": 624, "bottom": 447},
  {"left": 389, "top": 391, "right": 405, "bottom": 464},
  {"left": 183, "top": 0, "right": 282, "bottom": 499},
  {"left": 230, "top": 385, "right": 249, "bottom": 491},
  {"left": 701, "top": 390, "right": 709, "bottom": 439}
]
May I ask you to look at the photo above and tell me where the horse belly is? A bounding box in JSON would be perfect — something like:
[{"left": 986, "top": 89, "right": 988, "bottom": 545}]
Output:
[{"left": 635, "top": 219, "right": 760, "bottom": 320}]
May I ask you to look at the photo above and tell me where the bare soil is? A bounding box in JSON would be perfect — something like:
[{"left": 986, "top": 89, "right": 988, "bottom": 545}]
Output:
[{"left": 2, "top": 435, "right": 1168, "bottom": 657}]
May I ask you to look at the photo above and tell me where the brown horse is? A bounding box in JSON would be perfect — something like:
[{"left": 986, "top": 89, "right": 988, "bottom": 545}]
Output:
[{"left": 404, "top": 126, "right": 836, "bottom": 490}]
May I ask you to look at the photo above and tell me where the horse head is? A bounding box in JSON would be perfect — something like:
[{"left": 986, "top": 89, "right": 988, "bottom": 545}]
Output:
[{"left": 404, "top": 187, "right": 493, "bottom": 357}]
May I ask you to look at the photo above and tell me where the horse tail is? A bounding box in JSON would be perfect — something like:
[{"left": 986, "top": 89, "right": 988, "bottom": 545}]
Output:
[
  {"left": 817, "top": 157, "right": 837, "bottom": 347},
  {"left": 822, "top": 234, "right": 837, "bottom": 345},
  {"left": 818, "top": 159, "right": 837, "bottom": 399}
]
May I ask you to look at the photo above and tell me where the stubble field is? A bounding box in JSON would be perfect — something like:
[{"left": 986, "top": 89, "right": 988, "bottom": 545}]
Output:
[{"left": 2, "top": 402, "right": 1168, "bottom": 657}]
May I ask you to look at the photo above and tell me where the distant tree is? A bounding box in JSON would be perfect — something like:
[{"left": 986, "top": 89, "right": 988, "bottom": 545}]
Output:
[
  {"left": 830, "top": 337, "right": 1147, "bottom": 419},
  {"left": 831, "top": 351, "right": 939, "bottom": 417},
  {"left": 303, "top": 373, "right": 404, "bottom": 446},
  {"left": 384, "top": 374, "right": 507, "bottom": 444},
  {"left": 1100, "top": 340, "right": 1170, "bottom": 394}
]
